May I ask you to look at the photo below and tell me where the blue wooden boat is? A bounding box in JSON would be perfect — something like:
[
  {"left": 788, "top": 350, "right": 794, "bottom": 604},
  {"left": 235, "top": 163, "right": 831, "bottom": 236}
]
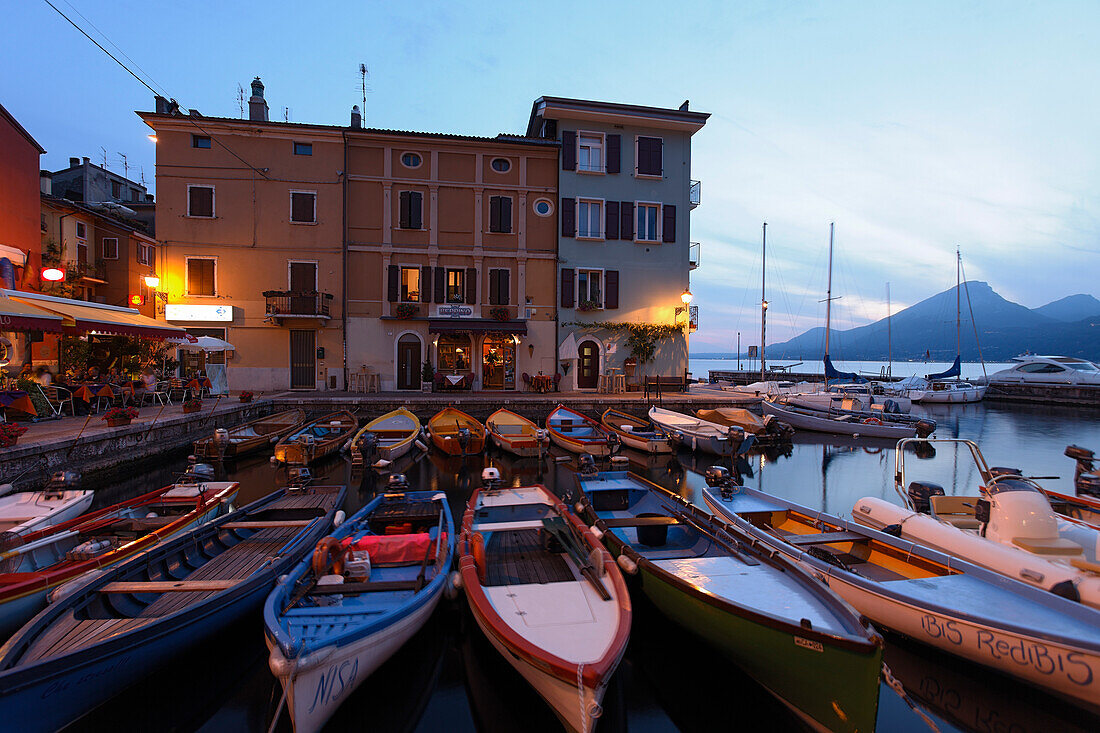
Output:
[
  {"left": 264, "top": 487, "right": 454, "bottom": 733},
  {"left": 0, "top": 483, "right": 346, "bottom": 733}
]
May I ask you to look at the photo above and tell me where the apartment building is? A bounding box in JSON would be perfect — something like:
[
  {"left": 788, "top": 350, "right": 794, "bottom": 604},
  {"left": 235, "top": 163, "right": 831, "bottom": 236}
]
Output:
[
  {"left": 50, "top": 156, "right": 149, "bottom": 205},
  {"left": 0, "top": 102, "right": 45, "bottom": 291}
]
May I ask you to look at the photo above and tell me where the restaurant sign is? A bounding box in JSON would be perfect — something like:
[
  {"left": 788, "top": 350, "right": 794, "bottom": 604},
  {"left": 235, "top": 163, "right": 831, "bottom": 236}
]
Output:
[
  {"left": 434, "top": 305, "right": 473, "bottom": 318},
  {"left": 165, "top": 304, "right": 234, "bottom": 322}
]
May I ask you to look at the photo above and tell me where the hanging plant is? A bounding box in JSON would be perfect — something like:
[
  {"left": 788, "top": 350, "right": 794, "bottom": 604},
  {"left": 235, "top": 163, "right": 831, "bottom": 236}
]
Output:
[
  {"left": 563, "top": 321, "right": 684, "bottom": 364},
  {"left": 394, "top": 303, "right": 418, "bottom": 319},
  {"left": 488, "top": 307, "right": 510, "bottom": 321},
  {"left": 576, "top": 300, "right": 601, "bottom": 313}
]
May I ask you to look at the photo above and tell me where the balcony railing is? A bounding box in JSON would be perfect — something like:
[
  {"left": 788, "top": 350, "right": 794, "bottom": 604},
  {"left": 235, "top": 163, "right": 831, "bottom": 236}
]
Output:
[
  {"left": 689, "top": 241, "right": 700, "bottom": 270},
  {"left": 264, "top": 290, "right": 332, "bottom": 319},
  {"left": 690, "top": 179, "right": 701, "bottom": 208},
  {"left": 65, "top": 259, "right": 107, "bottom": 283}
]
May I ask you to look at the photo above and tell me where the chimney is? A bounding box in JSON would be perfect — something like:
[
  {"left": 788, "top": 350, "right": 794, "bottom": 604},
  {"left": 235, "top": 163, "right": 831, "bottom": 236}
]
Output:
[
  {"left": 69, "top": 157, "right": 80, "bottom": 168},
  {"left": 82, "top": 157, "right": 90, "bottom": 166},
  {"left": 248, "top": 77, "right": 269, "bottom": 122},
  {"left": 350, "top": 105, "right": 362, "bottom": 128},
  {"left": 154, "top": 95, "right": 170, "bottom": 114}
]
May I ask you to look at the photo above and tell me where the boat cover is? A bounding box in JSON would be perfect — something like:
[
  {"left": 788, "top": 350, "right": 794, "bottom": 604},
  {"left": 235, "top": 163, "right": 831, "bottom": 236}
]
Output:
[
  {"left": 824, "top": 356, "right": 866, "bottom": 384},
  {"left": 926, "top": 356, "right": 961, "bottom": 380},
  {"left": 342, "top": 532, "right": 446, "bottom": 564}
]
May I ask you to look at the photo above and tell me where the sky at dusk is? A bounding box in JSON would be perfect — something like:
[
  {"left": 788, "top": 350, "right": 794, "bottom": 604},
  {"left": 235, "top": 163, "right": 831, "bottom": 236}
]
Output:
[{"left": 4, "top": 1, "right": 1098, "bottom": 352}]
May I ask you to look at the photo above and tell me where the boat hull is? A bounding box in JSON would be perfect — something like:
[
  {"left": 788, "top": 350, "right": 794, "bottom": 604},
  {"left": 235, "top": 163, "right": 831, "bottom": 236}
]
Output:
[
  {"left": 763, "top": 401, "right": 915, "bottom": 438},
  {"left": 617, "top": 432, "right": 674, "bottom": 454},
  {"left": 907, "top": 385, "right": 987, "bottom": 403},
  {"left": 0, "top": 490, "right": 93, "bottom": 536},
  {"left": 548, "top": 430, "right": 615, "bottom": 456},
  {"left": 667, "top": 430, "right": 731, "bottom": 456}
]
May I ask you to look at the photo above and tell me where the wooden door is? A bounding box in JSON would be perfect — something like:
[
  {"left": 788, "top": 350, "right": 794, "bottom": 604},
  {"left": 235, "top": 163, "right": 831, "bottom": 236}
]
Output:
[
  {"left": 397, "top": 335, "right": 421, "bottom": 390},
  {"left": 289, "top": 262, "right": 317, "bottom": 314},
  {"left": 289, "top": 330, "right": 315, "bottom": 389},
  {"left": 578, "top": 340, "right": 599, "bottom": 389}
]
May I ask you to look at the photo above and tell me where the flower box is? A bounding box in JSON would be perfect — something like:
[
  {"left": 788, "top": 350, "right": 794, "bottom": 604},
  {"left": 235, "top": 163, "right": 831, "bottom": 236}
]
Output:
[
  {"left": 106, "top": 417, "right": 132, "bottom": 428},
  {"left": 101, "top": 407, "right": 139, "bottom": 427},
  {"left": 239, "top": 394, "right": 253, "bottom": 403},
  {"left": 0, "top": 424, "right": 27, "bottom": 448},
  {"left": 183, "top": 404, "right": 201, "bottom": 414}
]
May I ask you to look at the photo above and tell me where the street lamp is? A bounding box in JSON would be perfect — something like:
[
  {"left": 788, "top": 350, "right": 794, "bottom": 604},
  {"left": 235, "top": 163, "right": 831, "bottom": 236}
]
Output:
[
  {"left": 143, "top": 275, "right": 160, "bottom": 288},
  {"left": 676, "top": 288, "right": 693, "bottom": 317}
]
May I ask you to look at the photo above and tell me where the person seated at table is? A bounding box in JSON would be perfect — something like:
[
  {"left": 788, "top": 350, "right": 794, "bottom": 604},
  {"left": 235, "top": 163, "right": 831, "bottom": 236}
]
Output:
[
  {"left": 18, "top": 363, "right": 34, "bottom": 380},
  {"left": 106, "top": 367, "right": 121, "bottom": 383},
  {"left": 85, "top": 365, "right": 101, "bottom": 381},
  {"left": 34, "top": 366, "right": 53, "bottom": 387}
]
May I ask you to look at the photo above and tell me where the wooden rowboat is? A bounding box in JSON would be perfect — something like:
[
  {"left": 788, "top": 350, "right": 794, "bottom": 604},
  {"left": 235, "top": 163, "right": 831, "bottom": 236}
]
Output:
[
  {"left": 274, "top": 411, "right": 358, "bottom": 465},
  {"left": 762, "top": 399, "right": 920, "bottom": 439},
  {"left": 545, "top": 405, "right": 619, "bottom": 456},
  {"left": 349, "top": 408, "right": 421, "bottom": 463},
  {"left": 427, "top": 407, "right": 486, "bottom": 456},
  {"left": 460, "top": 482, "right": 631, "bottom": 733},
  {"left": 266, "top": 489, "right": 454, "bottom": 733},
  {"left": 647, "top": 406, "right": 745, "bottom": 456},
  {"left": 600, "top": 409, "right": 673, "bottom": 454},
  {"left": 701, "top": 472, "right": 1100, "bottom": 712},
  {"left": 1046, "top": 488, "right": 1100, "bottom": 528},
  {"left": 485, "top": 409, "right": 548, "bottom": 457},
  {"left": 578, "top": 471, "right": 882, "bottom": 732},
  {"left": 193, "top": 408, "right": 306, "bottom": 460},
  {"left": 0, "top": 483, "right": 344, "bottom": 733},
  {"left": 696, "top": 407, "right": 795, "bottom": 446},
  {"left": 0, "top": 477, "right": 92, "bottom": 537}
]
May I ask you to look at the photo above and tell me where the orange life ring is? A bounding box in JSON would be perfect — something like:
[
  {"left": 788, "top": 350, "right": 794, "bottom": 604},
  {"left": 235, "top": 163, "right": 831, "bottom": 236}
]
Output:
[
  {"left": 311, "top": 536, "right": 346, "bottom": 578},
  {"left": 471, "top": 531, "right": 487, "bottom": 584},
  {"left": 861, "top": 417, "right": 883, "bottom": 425}
]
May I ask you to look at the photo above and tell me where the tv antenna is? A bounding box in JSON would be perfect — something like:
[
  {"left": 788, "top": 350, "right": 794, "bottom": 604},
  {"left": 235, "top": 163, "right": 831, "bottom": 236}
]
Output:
[
  {"left": 117, "top": 152, "right": 130, "bottom": 180},
  {"left": 237, "top": 84, "right": 245, "bottom": 118},
  {"left": 100, "top": 147, "right": 108, "bottom": 169},
  {"left": 284, "top": 106, "right": 290, "bottom": 122},
  {"left": 359, "top": 63, "right": 372, "bottom": 116}
]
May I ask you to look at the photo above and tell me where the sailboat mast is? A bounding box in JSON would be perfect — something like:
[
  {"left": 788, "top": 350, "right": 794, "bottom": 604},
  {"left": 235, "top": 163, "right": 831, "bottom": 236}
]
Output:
[
  {"left": 956, "top": 247, "right": 962, "bottom": 380},
  {"left": 886, "top": 282, "right": 892, "bottom": 378},
  {"left": 825, "top": 222, "right": 834, "bottom": 358},
  {"left": 761, "top": 222, "right": 767, "bottom": 383}
]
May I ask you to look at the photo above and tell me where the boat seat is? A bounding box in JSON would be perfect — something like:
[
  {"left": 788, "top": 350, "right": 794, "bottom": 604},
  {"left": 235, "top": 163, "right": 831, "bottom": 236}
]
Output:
[
  {"left": 785, "top": 531, "right": 867, "bottom": 546},
  {"left": 601, "top": 516, "right": 682, "bottom": 528},
  {"left": 491, "top": 424, "right": 526, "bottom": 435},
  {"left": 1011, "top": 536, "right": 1083, "bottom": 555},
  {"left": 929, "top": 496, "right": 982, "bottom": 530},
  {"left": 309, "top": 579, "right": 422, "bottom": 595}
]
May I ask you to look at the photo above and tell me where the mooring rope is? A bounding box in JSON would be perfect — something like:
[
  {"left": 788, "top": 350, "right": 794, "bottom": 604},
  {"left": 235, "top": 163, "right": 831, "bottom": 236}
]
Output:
[
  {"left": 576, "top": 661, "right": 588, "bottom": 733},
  {"left": 882, "top": 662, "right": 941, "bottom": 733}
]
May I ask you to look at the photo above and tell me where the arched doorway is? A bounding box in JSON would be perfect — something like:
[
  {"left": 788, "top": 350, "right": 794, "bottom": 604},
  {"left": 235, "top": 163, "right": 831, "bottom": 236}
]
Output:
[
  {"left": 396, "top": 333, "right": 421, "bottom": 390},
  {"left": 578, "top": 339, "right": 599, "bottom": 389}
]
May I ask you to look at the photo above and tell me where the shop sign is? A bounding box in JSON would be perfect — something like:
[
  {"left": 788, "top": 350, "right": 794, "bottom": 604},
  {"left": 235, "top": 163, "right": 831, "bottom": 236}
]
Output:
[
  {"left": 435, "top": 305, "right": 473, "bottom": 318},
  {"left": 689, "top": 305, "right": 699, "bottom": 333},
  {"left": 165, "top": 304, "right": 234, "bottom": 322}
]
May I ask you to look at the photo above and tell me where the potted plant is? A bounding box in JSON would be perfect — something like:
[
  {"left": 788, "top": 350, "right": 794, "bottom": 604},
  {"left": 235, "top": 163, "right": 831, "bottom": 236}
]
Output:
[
  {"left": 421, "top": 360, "right": 434, "bottom": 392},
  {"left": 101, "top": 406, "right": 139, "bottom": 428},
  {"left": 489, "top": 306, "right": 510, "bottom": 321},
  {"left": 577, "top": 299, "right": 601, "bottom": 313},
  {"left": 394, "top": 303, "right": 418, "bottom": 319},
  {"left": 0, "top": 423, "right": 28, "bottom": 448},
  {"left": 183, "top": 397, "right": 203, "bottom": 414},
  {"left": 239, "top": 391, "right": 254, "bottom": 403}
]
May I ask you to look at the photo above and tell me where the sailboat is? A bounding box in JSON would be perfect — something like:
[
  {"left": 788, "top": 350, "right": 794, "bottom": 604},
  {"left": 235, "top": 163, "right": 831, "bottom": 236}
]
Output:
[{"left": 904, "top": 249, "right": 987, "bottom": 404}]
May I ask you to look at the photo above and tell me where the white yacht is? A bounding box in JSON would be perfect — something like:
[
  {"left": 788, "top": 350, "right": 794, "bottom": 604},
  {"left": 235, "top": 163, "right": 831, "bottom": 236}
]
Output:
[{"left": 988, "top": 355, "right": 1100, "bottom": 386}]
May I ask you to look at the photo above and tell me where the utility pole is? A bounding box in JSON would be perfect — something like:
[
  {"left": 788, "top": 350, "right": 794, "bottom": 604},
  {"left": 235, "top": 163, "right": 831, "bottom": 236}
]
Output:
[
  {"left": 737, "top": 332, "right": 741, "bottom": 370},
  {"left": 760, "top": 222, "right": 767, "bottom": 383}
]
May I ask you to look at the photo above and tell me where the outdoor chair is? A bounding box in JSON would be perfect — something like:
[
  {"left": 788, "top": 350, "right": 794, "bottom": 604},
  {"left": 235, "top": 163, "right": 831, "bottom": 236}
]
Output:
[
  {"left": 522, "top": 372, "right": 532, "bottom": 391},
  {"left": 553, "top": 373, "right": 561, "bottom": 392},
  {"left": 39, "top": 384, "right": 74, "bottom": 417},
  {"left": 141, "top": 381, "right": 170, "bottom": 406},
  {"left": 167, "top": 378, "right": 188, "bottom": 403}
]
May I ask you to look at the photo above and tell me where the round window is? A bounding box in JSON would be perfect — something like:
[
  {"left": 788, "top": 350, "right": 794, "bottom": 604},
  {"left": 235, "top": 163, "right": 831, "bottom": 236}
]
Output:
[
  {"left": 490, "top": 157, "right": 511, "bottom": 173},
  {"left": 533, "top": 199, "right": 554, "bottom": 217},
  {"left": 401, "top": 152, "right": 422, "bottom": 168}
]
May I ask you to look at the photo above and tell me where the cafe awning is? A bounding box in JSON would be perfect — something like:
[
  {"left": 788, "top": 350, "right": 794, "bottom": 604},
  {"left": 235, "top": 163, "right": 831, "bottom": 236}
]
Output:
[
  {"left": 428, "top": 318, "right": 527, "bottom": 335},
  {"left": 0, "top": 294, "right": 66, "bottom": 333},
  {"left": 4, "top": 289, "right": 191, "bottom": 341}
]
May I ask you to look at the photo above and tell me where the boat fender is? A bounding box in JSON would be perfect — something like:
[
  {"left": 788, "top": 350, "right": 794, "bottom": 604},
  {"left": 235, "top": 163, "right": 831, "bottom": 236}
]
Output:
[
  {"left": 333, "top": 510, "right": 346, "bottom": 528},
  {"left": 49, "top": 569, "right": 106, "bottom": 604},
  {"left": 616, "top": 554, "right": 638, "bottom": 575},
  {"left": 1050, "top": 579, "right": 1082, "bottom": 603},
  {"left": 861, "top": 417, "right": 883, "bottom": 425},
  {"left": 471, "top": 531, "right": 487, "bottom": 584},
  {"left": 589, "top": 547, "right": 607, "bottom": 577},
  {"left": 590, "top": 526, "right": 604, "bottom": 541},
  {"left": 575, "top": 502, "right": 586, "bottom": 515},
  {"left": 414, "top": 440, "right": 428, "bottom": 452},
  {"left": 0, "top": 483, "right": 13, "bottom": 498},
  {"left": 311, "top": 537, "right": 346, "bottom": 578},
  {"left": 269, "top": 456, "right": 278, "bottom": 465},
  {"left": 445, "top": 570, "right": 462, "bottom": 599}
]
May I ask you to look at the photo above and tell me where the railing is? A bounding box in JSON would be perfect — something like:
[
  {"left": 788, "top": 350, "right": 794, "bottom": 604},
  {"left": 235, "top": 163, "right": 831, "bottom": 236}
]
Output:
[
  {"left": 577, "top": 163, "right": 606, "bottom": 173},
  {"left": 264, "top": 290, "right": 332, "bottom": 318},
  {"left": 689, "top": 241, "right": 700, "bottom": 270},
  {"left": 690, "top": 179, "right": 701, "bottom": 208},
  {"left": 65, "top": 259, "right": 106, "bottom": 282}
]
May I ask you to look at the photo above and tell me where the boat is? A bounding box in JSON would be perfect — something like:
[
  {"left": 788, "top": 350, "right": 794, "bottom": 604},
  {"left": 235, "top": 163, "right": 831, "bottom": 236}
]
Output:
[
  {"left": 1047, "top": 488, "right": 1100, "bottom": 528},
  {"left": 459, "top": 471, "right": 631, "bottom": 732},
  {"left": 0, "top": 464, "right": 238, "bottom": 639},
  {"left": 0, "top": 480, "right": 345, "bottom": 733},
  {"left": 784, "top": 384, "right": 913, "bottom": 414},
  {"left": 988, "top": 355, "right": 1100, "bottom": 386},
  {"left": 485, "top": 409, "right": 548, "bottom": 457},
  {"left": 647, "top": 405, "right": 748, "bottom": 456},
  {"left": 761, "top": 398, "right": 931, "bottom": 439},
  {"left": 1066, "top": 444, "right": 1100, "bottom": 499},
  {"left": 699, "top": 465, "right": 1100, "bottom": 711},
  {"left": 193, "top": 408, "right": 307, "bottom": 460},
  {"left": 265, "top": 484, "right": 454, "bottom": 733},
  {"left": 600, "top": 408, "right": 673, "bottom": 454},
  {"left": 852, "top": 438, "right": 1100, "bottom": 608},
  {"left": 273, "top": 411, "right": 358, "bottom": 465},
  {"left": 0, "top": 472, "right": 92, "bottom": 536},
  {"left": 545, "top": 405, "right": 619, "bottom": 456},
  {"left": 576, "top": 469, "right": 882, "bottom": 732},
  {"left": 695, "top": 407, "right": 794, "bottom": 444},
  {"left": 427, "top": 407, "right": 486, "bottom": 456},
  {"left": 349, "top": 407, "right": 422, "bottom": 463}
]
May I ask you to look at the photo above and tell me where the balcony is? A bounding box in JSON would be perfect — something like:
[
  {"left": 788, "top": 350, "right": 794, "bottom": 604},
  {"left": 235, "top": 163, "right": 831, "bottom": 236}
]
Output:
[
  {"left": 264, "top": 290, "right": 332, "bottom": 322},
  {"left": 689, "top": 241, "right": 700, "bottom": 270},
  {"left": 690, "top": 179, "right": 701, "bottom": 209},
  {"left": 65, "top": 259, "right": 107, "bottom": 284}
]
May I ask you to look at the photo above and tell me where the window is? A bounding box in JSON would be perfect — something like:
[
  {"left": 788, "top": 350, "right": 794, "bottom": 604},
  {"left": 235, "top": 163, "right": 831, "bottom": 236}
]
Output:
[
  {"left": 290, "top": 191, "right": 317, "bottom": 223},
  {"left": 192, "top": 135, "right": 211, "bottom": 149},
  {"left": 398, "top": 191, "right": 423, "bottom": 229},
  {"left": 488, "top": 195, "right": 512, "bottom": 233},
  {"left": 636, "top": 136, "right": 663, "bottom": 176},
  {"left": 77, "top": 243, "right": 88, "bottom": 265},
  {"left": 577, "top": 199, "right": 603, "bottom": 239},
  {"left": 188, "top": 185, "right": 215, "bottom": 217},
  {"left": 401, "top": 152, "right": 422, "bottom": 168},
  {"left": 186, "top": 257, "right": 216, "bottom": 296},
  {"left": 578, "top": 133, "right": 604, "bottom": 173},
  {"left": 489, "top": 268, "right": 510, "bottom": 305},
  {"left": 111, "top": 180, "right": 121, "bottom": 198},
  {"left": 445, "top": 269, "right": 465, "bottom": 304},
  {"left": 1018, "top": 363, "right": 1065, "bottom": 374},
  {"left": 636, "top": 203, "right": 660, "bottom": 242},
  {"left": 101, "top": 238, "right": 118, "bottom": 260},
  {"left": 577, "top": 269, "right": 603, "bottom": 308},
  {"left": 533, "top": 198, "right": 553, "bottom": 217},
  {"left": 137, "top": 243, "right": 154, "bottom": 266},
  {"left": 130, "top": 188, "right": 140, "bottom": 201},
  {"left": 293, "top": 142, "right": 312, "bottom": 156},
  {"left": 400, "top": 266, "right": 421, "bottom": 302},
  {"left": 40, "top": 214, "right": 46, "bottom": 232},
  {"left": 490, "top": 157, "right": 511, "bottom": 173},
  {"left": 75, "top": 222, "right": 87, "bottom": 240},
  {"left": 437, "top": 334, "right": 471, "bottom": 374}
]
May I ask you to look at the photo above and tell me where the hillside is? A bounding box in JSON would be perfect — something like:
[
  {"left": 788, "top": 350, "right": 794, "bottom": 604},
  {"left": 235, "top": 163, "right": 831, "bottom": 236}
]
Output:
[{"left": 1033, "top": 294, "right": 1100, "bottom": 322}]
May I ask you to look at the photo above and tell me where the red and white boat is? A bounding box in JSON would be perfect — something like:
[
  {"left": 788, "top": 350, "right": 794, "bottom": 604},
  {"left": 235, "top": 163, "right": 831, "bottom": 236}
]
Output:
[{"left": 459, "top": 475, "right": 630, "bottom": 732}]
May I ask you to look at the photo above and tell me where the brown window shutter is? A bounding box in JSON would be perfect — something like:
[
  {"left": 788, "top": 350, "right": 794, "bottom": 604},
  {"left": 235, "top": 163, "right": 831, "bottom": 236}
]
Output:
[
  {"left": 411, "top": 192, "right": 423, "bottom": 229},
  {"left": 465, "top": 267, "right": 477, "bottom": 304},
  {"left": 489, "top": 196, "right": 501, "bottom": 233},
  {"left": 560, "top": 268, "right": 574, "bottom": 308},
  {"left": 434, "top": 266, "right": 445, "bottom": 303},
  {"left": 399, "top": 191, "right": 410, "bottom": 229},
  {"left": 561, "top": 198, "right": 575, "bottom": 237},
  {"left": 605, "top": 201, "right": 620, "bottom": 240},
  {"left": 500, "top": 197, "right": 512, "bottom": 233},
  {"left": 662, "top": 205, "right": 676, "bottom": 243},
  {"left": 421, "top": 265, "right": 432, "bottom": 300},
  {"left": 620, "top": 202, "right": 634, "bottom": 240},
  {"left": 488, "top": 269, "right": 499, "bottom": 305},
  {"left": 387, "top": 265, "right": 399, "bottom": 302},
  {"left": 605, "top": 270, "right": 619, "bottom": 309},
  {"left": 499, "top": 268, "right": 510, "bottom": 305},
  {"left": 606, "top": 134, "right": 621, "bottom": 174},
  {"left": 561, "top": 131, "right": 576, "bottom": 171}
]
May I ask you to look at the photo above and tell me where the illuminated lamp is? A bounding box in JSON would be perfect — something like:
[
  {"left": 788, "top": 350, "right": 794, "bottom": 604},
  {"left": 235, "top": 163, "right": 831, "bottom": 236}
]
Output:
[
  {"left": 41, "top": 267, "right": 65, "bottom": 282},
  {"left": 129, "top": 294, "right": 145, "bottom": 306},
  {"left": 143, "top": 275, "right": 160, "bottom": 288}
]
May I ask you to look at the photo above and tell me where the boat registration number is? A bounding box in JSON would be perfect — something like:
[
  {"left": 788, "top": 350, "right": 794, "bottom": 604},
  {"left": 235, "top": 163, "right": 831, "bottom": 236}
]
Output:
[{"left": 795, "top": 637, "right": 824, "bottom": 653}]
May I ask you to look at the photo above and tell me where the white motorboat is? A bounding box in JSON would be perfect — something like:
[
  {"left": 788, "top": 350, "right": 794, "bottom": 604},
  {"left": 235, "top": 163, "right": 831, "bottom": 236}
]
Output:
[
  {"left": 853, "top": 438, "right": 1100, "bottom": 609},
  {"left": 0, "top": 473, "right": 92, "bottom": 536},
  {"left": 904, "top": 378, "right": 987, "bottom": 403},
  {"left": 988, "top": 355, "right": 1100, "bottom": 386},
  {"left": 647, "top": 406, "right": 746, "bottom": 456},
  {"left": 761, "top": 399, "right": 929, "bottom": 440}
]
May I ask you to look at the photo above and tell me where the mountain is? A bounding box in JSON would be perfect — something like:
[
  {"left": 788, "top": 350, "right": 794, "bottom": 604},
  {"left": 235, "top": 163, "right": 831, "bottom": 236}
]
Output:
[
  {"left": 1033, "top": 294, "right": 1100, "bottom": 322},
  {"left": 764, "top": 281, "right": 1100, "bottom": 361}
]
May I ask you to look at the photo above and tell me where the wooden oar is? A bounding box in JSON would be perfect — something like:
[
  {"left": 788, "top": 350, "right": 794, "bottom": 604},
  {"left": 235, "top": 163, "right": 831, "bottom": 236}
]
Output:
[
  {"left": 663, "top": 506, "right": 759, "bottom": 566},
  {"left": 542, "top": 517, "right": 611, "bottom": 601},
  {"left": 65, "top": 412, "right": 96, "bottom": 457}
]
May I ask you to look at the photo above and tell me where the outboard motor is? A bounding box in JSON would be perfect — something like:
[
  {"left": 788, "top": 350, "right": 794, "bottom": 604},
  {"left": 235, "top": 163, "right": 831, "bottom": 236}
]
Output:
[
  {"left": 287, "top": 466, "right": 313, "bottom": 489},
  {"left": 357, "top": 431, "right": 379, "bottom": 460},
  {"left": 212, "top": 428, "right": 230, "bottom": 456},
  {"left": 914, "top": 420, "right": 936, "bottom": 438},
  {"left": 481, "top": 467, "right": 502, "bottom": 490},
  {"left": 1066, "top": 445, "right": 1100, "bottom": 497},
  {"left": 907, "top": 480, "right": 945, "bottom": 514},
  {"left": 457, "top": 427, "right": 472, "bottom": 455},
  {"left": 577, "top": 454, "right": 598, "bottom": 478},
  {"left": 43, "top": 471, "right": 81, "bottom": 499},
  {"left": 386, "top": 473, "right": 409, "bottom": 491},
  {"left": 705, "top": 465, "right": 739, "bottom": 499}
]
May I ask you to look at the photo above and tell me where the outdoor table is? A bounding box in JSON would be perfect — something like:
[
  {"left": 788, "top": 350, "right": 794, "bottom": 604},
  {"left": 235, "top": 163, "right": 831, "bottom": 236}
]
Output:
[
  {"left": 0, "top": 390, "right": 36, "bottom": 421},
  {"left": 186, "top": 378, "right": 212, "bottom": 399},
  {"left": 71, "top": 383, "right": 113, "bottom": 403},
  {"left": 444, "top": 375, "right": 464, "bottom": 386},
  {"left": 532, "top": 375, "right": 553, "bottom": 393}
]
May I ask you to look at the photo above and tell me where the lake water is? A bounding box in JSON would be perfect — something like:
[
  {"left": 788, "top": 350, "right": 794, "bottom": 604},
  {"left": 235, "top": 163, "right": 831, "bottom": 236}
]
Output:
[
  {"left": 689, "top": 357, "right": 1015, "bottom": 381},
  {"left": 65, "top": 400, "right": 1100, "bottom": 733}
]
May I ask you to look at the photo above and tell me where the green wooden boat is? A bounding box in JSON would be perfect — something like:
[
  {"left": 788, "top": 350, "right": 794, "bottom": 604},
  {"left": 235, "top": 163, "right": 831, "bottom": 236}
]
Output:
[{"left": 575, "top": 470, "right": 882, "bottom": 733}]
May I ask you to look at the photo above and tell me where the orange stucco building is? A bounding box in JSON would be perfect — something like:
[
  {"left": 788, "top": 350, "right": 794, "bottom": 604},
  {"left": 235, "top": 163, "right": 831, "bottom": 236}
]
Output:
[{"left": 0, "top": 102, "right": 44, "bottom": 291}]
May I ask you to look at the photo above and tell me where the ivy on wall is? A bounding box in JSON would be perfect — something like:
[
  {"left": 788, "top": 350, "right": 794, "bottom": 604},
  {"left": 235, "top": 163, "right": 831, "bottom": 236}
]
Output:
[{"left": 563, "top": 321, "right": 684, "bottom": 364}]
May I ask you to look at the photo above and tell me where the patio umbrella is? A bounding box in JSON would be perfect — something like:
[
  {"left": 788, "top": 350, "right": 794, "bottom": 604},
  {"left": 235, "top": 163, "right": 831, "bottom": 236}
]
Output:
[
  {"left": 558, "top": 332, "right": 579, "bottom": 360},
  {"left": 178, "top": 336, "right": 236, "bottom": 352}
]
